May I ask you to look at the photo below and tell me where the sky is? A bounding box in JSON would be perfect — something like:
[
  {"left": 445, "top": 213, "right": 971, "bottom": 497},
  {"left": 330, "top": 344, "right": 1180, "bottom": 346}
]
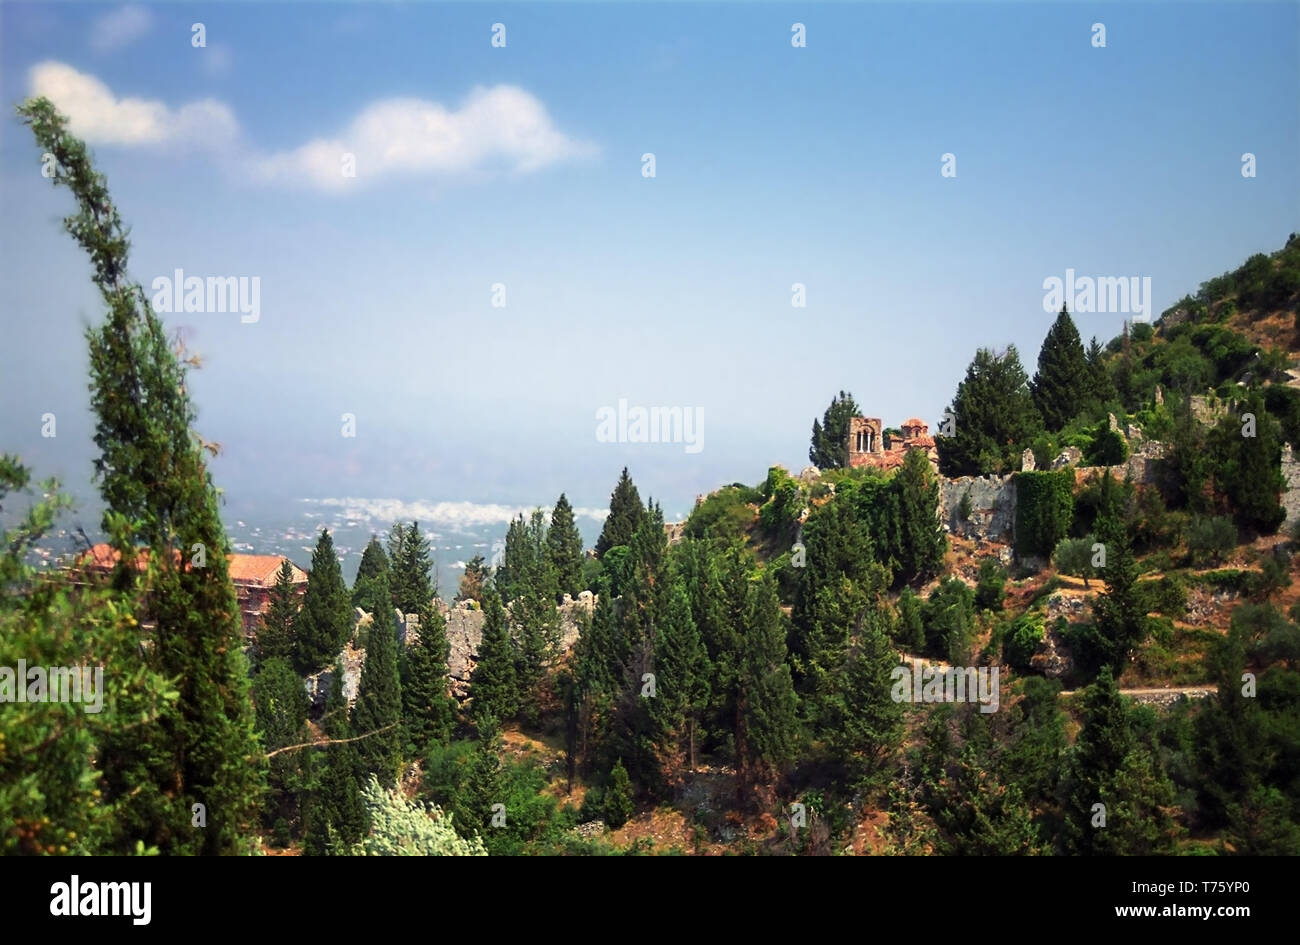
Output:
[{"left": 1, "top": 1, "right": 1297, "bottom": 552}]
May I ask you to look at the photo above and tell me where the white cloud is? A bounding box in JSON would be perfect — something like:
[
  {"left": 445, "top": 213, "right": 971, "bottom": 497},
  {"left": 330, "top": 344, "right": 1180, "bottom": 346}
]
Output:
[
  {"left": 28, "top": 61, "right": 238, "bottom": 150},
  {"left": 304, "top": 498, "right": 607, "bottom": 532},
  {"left": 89, "top": 5, "right": 153, "bottom": 53},
  {"left": 253, "top": 85, "right": 595, "bottom": 191}
]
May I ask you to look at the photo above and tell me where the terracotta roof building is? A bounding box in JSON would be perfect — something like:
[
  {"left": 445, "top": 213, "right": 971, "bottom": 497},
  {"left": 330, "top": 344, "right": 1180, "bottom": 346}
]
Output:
[
  {"left": 847, "top": 416, "right": 939, "bottom": 472},
  {"left": 77, "top": 544, "right": 307, "bottom": 636}
]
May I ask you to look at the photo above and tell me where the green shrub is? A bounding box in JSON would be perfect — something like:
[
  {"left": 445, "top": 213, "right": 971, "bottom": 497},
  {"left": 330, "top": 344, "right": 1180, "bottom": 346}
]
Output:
[
  {"left": 974, "top": 558, "right": 1006, "bottom": 611},
  {"left": 758, "top": 467, "right": 802, "bottom": 538},
  {"left": 1015, "top": 470, "right": 1075, "bottom": 558},
  {"left": 1186, "top": 515, "right": 1237, "bottom": 566},
  {"left": 353, "top": 776, "right": 486, "bottom": 856},
  {"left": 685, "top": 486, "right": 758, "bottom": 542},
  {"left": 1003, "top": 611, "right": 1046, "bottom": 672},
  {"left": 603, "top": 760, "right": 634, "bottom": 829},
  {"left": 1192, "top": 569, "right": 1251, "bottom": 594},
  {"left": 924, "top": 578, "right": 976, "bottom": 663},
  {"left": 1141, "top": 575, "right": 1187, "bottom": 618},
  {"left": 1054, "top": 536, "right": 1099, "bottom": 587},
  {"left": 1250, "top": 548, "right": 1292, "bottom": 600},
  {"left": 1085, "top": 423, "right": 1128, "bottom": 466},
  {"left": 894, "top": 587, "right": 926, "bottom": 652}
]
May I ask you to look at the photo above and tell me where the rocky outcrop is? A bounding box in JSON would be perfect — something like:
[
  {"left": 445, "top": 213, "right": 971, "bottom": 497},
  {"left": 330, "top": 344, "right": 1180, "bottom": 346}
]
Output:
[
  {"left": 940, "top": 474, "right": 1016, "bottom": 542},
  {"left": 303, "top": 641, "right": 365, "bottom": 711},
  {"left": 1281, "top": 443, "right": 1300, "bottom": 526},
  {"left": 435, "top": 593, "right": 596, "bottom": 700}
]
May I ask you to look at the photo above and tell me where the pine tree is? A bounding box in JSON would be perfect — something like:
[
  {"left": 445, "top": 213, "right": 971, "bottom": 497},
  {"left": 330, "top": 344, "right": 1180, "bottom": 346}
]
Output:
[
  {"left": 351, "top": 535, "right": 389, "bottom": 608},
  {"left": 1031, "top": 306, "right": 1089, "bottom": 431},
  {"left": 938, "top": 346, "right": 1043, "bottom": 477},
  {"left": 1083, "top": 336, "right": 1117, "bottom": 418},
  {"left": 258, "top": 558, "right": 300, "bottom": 664},
  {"left": 494, "top": 510, "right": 560, "bottom": 727},
  {"left": 651, "top": 578, "right": 711, "bottom": 773},
  {"left": 934, "top": 741, "right": 1045, "bottom": 855},
  {"left": 1212, "top": 394, "right": 1287, "bottom": 536},
  {"left": 459, "top": 715, "right": 504, "bottom": 837},
  {"left": 595, "top": 467, "right": 647, "bottom": 557},
  {"left": 251, "top": 657, "right": 310, "bottom": 831},
  {"left": 1063, "top": 668, "right": 1180, "bottom": 854},
  {"left": 471, "top": 589, "right": 519, "bottom": 726},
  {"left": 351, "top": 573, "right": 403, "bottom": 786},
  {"left": 809, "top": 390, "right": 860, "bottom": 469},
  {"left": 1093, "top": 500, "right": 1148, "bottom": 669},
  {"left": 735, "top": 574, "right": 800, "bottom": 797},
  {"left": 790, "top": 489, "right": 888, "bottom": 727},
  {"left": 895, "top": 447, "right": 946, "bottom": 584},
  {"left": 388, "top": 520, "right": 435, "bottom": 615},
  {"left": 19, "top": 97, "right": 264, "bottom": 854},
  {"left": 603, "top": 759, "right": 635, "bottom": 829},
  {"left": 547, "top": 493, "right": 586, "bottom": 600},
  {"left": 303, "top": 660, "right": 366, "bottom": 854},
  {"left": 826, "top": 606, "right": 904, "bottom": 784},
  {"left": 382, "top": 520, "right": 454, "bottom": 749},
  {"left": 295, "top": 529, "right": 352, "bottom": 674},
  {"left": 401, "top": 606, "right": 455, "bottom": 754}
]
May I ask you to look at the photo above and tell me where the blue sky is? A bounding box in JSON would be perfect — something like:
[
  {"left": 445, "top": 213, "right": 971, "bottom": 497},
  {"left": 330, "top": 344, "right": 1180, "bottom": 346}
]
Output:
[{"left": 1, "top": 1, "right": 1297, "bottom": 539}]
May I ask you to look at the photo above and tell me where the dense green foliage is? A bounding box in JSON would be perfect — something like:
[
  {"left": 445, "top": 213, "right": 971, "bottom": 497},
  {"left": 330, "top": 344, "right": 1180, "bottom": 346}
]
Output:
[
  {"left": 351, "top": 573, "right": 404, "bottom": 786},
  {"left": 1015, "top": 471, "right": 1075, "bottom": 559},
  {"left": 9, "top": 110, "right": 1299, "bottom": 856},
  {"left": 258, "top": 559, "right": 300, "bottom": 664},
  {"left": 938, "top": 346, "right": 1042, "bottom": 476},
  {"left": 15, "top": 98, "right": 264, "bottom": 855},
  {"left": 1032, "top": 307, "right": 1089, "bottom": 432},
  {"left": 295, "top": 529, "right": 352, "bottom": 674},
  {"left": 809, "top": 390, "right": 860, "bottom": 469},
  {"left": 595, "top": 467, "right": 649, "bottom": 557}
]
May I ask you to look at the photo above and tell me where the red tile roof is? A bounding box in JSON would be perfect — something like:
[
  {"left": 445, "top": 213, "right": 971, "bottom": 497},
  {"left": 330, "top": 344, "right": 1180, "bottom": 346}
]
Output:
[{"left": 78, "top": 544, "right": 305, "bottom": 587}]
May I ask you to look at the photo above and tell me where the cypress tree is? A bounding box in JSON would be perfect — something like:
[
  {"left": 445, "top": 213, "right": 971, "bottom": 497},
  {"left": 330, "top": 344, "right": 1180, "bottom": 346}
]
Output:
[
  {"left": 352, "top": 535, "right": 389, "bottom": 608},
  {"left": 938, "top": 346, "right": 1043, "bottom": 477},
  {"left": 295, "top": 529, "right": 352, "bottom": 674},
  {"left": 19, "top": 97, "right": 264, "bottom": 854},
  {"left": 304, "top": 660, "right": 366, "bottom": 854},
  {"left": 547, "top": 493, "right": 585, "bottom": 600},
  {"left": 459, "top": 714, "right": 504, "bottom": 839},
  {"left": 595, "top": 467, "right": 647, "bottom": 557},
  {"left": 385, "top": 523, "right": 410, "bottom": 607},
  {"left": 1031, "top": 306, "right": 1088, "bottom": 431},
  {"left": 895, "top": 447, "right": 946, "bottom": 585},
  {"left": 826, "top": 606, "right": 905, "bottom": 783},
  {"left": 1063, "top": 668, "right": 1180, "bottom": 854},
  {"left": 258, "top": 558, "right": 300, "bottom": 664},
  {"left": 401, "top": 606, "right": 455, "bottom": 753},
  {"left": 651, "top": 578, "right": 711, "bottom": 773},
  {"left": 493, "top": 510, "right": 559, "bottom": 726},
  {"left": 389, "top": 520, "right": 435, "bottom": 615},
  {"left": 251, "top": 657, "right": 310, "bottom": 831},
  {"left": 809, "top": 390, "right": 861, "bottom": 469},
  {"left": 1083, "top": 336, "right": 1117, "bottom": 417},
  {"left": 471, "top": 589, "right": 519, "bottom": 726},
  {"left": 1212, "top": 395, "right": 1287, "bottom": 535},
  {"left": 603, "top": 759, "right": 635, "bottom": 829},
  {"left": 735, "top": 574, "right": 800, "bottom": 798},
  {"left": 351, "top": 573, "right": 403, "bottom": 786},
  {"left": 1093, "top": 501, "right": 1148, "bottom": 669}
]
